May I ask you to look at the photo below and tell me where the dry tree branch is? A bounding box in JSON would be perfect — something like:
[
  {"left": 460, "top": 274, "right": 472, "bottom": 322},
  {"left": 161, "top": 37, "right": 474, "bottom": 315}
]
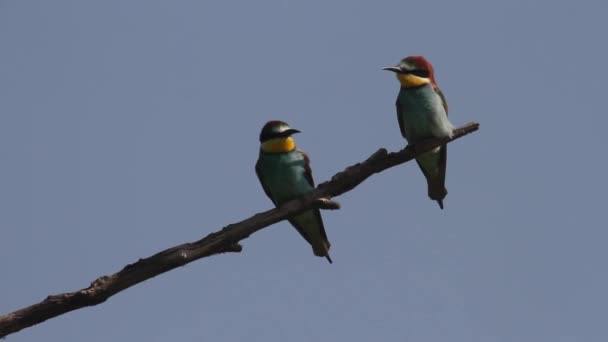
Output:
[{"left": 0, "top": 122, "right": 479, "bottom": 338}]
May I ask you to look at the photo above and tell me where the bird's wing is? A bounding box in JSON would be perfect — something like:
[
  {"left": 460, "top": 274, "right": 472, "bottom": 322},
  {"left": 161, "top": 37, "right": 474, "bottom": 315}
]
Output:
[
  {"left": 298, "top": 148, "right": 316, "bottom": 187},
  {"left": 396, "top": 101, "right": 408, "bottom": 140},
  {"left": 436, "top": 85, "right": 449, "bottom": 208},
  {"left": 255, "top": 158, "right": 277, "bottom": 206},
  {"left": 293, "top": 149, "right": 330, "bottom": 245},
  {"left": 435, "top": 86, "right": 449, "bottom": 114}
]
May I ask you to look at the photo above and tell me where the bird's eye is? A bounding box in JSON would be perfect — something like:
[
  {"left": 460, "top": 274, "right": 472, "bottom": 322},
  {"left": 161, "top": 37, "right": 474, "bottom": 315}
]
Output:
[{"left": 411, "top": 69, "right": 430, "bottom": 78}]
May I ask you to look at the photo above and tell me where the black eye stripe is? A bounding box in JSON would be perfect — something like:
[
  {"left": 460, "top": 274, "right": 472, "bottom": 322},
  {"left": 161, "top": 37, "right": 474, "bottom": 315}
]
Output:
[
  {"left": 410, "top": 69, "right": 430, "bottom": 78},
  {"left": 260, "top": 130, "right": 292, "bottom": 142}
]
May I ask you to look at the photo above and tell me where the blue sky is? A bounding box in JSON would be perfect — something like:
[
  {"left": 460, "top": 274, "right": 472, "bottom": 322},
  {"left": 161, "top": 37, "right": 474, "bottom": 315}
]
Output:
[{"left": 1, "top": 1, "right": 607, "bottom": 341}]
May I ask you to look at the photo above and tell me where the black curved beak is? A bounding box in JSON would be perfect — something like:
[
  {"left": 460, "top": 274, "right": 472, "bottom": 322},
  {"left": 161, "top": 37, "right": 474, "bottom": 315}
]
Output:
[
  {"left": 382, "top": 66, "right": 403, "bottom": 73},
  {"left": 282, "top": 128, "right": 301, "bottom": 136}
]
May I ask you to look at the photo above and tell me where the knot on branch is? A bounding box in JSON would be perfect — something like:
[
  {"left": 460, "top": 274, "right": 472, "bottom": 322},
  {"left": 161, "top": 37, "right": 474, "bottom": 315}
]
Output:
[
  {"left": 90, "top": 276, "right": 111, "bottom": 288},
  {"left": 367, "top": 148, "right": 388, "bottom": 161},
  {"left": 221, "top": 242, "right": 243, "bottom": 253}
]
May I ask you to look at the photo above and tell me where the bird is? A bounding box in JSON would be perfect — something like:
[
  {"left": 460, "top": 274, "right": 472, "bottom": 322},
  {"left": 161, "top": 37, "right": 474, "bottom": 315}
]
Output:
[
  {"left": 255, "top": 120, "right": 332, "bottom": 263},
  {"left": 383, "top": 55, "right": 455, "bottom": 209}
]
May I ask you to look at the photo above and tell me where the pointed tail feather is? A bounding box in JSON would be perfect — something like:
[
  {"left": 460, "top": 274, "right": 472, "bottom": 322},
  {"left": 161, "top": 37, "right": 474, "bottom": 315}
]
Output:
[
  {"left": 313, "top": 240, "right": 332, "bottom": 264},
  {"left": 428, "top": 180, "right": 447, "bottom": 210},
  {"left": 415, "top": 149, "right": 448, "bottom": 210},
  {"left": 435, "top": 199, "right": 444, "bottom": 210}
]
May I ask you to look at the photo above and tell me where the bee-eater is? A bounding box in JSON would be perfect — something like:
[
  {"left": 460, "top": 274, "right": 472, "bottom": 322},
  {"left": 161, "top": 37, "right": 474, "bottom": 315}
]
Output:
[
  {"left": 255, "top": 121, "right": 332, "bottom": 263},
  {"left": 383, "top": 56, "right": 454, "bottom": 209}
]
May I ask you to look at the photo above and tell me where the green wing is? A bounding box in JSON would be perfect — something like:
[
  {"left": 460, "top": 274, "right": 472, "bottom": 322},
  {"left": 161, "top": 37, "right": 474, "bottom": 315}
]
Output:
[
  {"left": 396, "top": 101, "right": 408, "bottom": 140},
  {"left": 255, "top": 158, "right": 277, "bottom": 206},
  {"left": 298, "top": 148, "right": 315, "bottom": 187},
  {"left": 293, "top": 149, "right": 331, "bottom": 251},
  {"left": 435, "top": 86, "right": 449, "bottom": 115},
  {"left": 435, "top": 85, "right": 449, "bottom": 208}
]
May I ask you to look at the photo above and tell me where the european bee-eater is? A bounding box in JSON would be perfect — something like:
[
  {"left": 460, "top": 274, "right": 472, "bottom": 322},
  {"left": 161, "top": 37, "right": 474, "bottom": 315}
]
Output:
[
  {"left": 255, "top": 121, "right": 332, "bottom": 263},
  {"left": 383, "top": 55, "right": 454, "bottom": 209}
]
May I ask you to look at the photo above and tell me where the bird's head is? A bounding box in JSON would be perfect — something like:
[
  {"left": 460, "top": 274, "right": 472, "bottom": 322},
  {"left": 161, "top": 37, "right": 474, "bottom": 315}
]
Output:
[
  {"left": 382, "top": 55, "right": 437, "bottom": 88},
  {"left": 259, "top": 120, "right": 300, "bottom": 153}
]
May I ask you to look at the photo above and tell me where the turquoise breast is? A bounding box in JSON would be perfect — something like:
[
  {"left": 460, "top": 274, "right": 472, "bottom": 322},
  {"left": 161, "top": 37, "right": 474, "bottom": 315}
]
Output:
[
  {"left": 257, "top": 150, "right": 312, "bottom": 204},
  {"left": 396, "top": 83, "right": 451, "bottom": 141}
]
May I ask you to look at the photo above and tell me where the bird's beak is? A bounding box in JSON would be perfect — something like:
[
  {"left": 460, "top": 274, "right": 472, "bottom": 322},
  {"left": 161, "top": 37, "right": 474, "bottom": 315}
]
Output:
[
  {"left": 283, "top": 128, "right": 301, "bottom": 136},
  {"left": 382, "top": 66, "right": 403, "bottom": 73}
]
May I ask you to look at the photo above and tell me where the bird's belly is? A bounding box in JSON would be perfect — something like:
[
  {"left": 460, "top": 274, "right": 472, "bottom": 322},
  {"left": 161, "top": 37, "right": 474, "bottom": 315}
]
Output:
[{"left": 401, "top": 110, "right": 452, "bottom": 141}]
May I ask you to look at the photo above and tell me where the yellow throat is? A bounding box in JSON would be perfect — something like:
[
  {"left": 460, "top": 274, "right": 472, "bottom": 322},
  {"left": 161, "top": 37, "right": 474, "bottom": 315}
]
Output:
[
  {"left": 261, "top": 137, "right": 296, "bottom": 153},
  {"left": 397, "top": 74, "right": 431, "bottom": 88}
]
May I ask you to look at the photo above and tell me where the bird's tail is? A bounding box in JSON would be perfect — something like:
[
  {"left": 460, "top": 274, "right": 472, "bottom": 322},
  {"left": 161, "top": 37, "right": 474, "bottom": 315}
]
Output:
[
  {"left": 416, "top": 146, "right": 448, "bottom": 210},
  {"left": 313, "top": 241, "right": 332, "bottom": 264},
  {"left": 428, "top": 179, "right": 447, "bottom": 210}
]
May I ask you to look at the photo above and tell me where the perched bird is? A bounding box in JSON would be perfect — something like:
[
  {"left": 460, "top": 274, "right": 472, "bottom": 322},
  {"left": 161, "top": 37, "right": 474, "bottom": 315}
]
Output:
[
  {"left": 255, "top": 121, "right": 332, "bottom": 263},
  {"left": 383, "top": 56, "right": 454, "bottom": 209}
]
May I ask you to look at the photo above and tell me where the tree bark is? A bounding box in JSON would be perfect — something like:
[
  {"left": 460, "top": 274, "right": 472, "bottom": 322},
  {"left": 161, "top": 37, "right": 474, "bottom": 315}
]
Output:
[{"left": 0, "top": 122, "right": 479, "bottom": 338}]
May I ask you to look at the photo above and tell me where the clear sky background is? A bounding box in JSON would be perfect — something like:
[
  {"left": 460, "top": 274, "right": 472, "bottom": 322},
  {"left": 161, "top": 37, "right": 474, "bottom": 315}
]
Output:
[{"left": 1, "top": 1, "right": 607, "bottom": 341}]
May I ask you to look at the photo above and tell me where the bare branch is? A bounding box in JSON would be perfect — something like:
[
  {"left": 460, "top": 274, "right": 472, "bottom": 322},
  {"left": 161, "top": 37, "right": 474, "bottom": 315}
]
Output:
[{"left": 0, "top": 122, "right": 479, "bottom": 338}]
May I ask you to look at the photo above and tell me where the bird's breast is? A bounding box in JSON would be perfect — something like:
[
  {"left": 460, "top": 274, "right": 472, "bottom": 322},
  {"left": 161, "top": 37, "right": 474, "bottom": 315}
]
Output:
[
  {"left": 259, "top": 151, "right": 311, "bottom": 203},
  {"left": 396, "top": 84, "right": 452, "bottom": 141}
]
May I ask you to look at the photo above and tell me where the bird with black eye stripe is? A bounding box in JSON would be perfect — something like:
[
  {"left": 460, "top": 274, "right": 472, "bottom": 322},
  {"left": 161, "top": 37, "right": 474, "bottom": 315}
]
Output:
[
  {"left": 383, "top": 56, "right": 455, "bottom": 209},
  {"left": 255, "top": 120, "right": 333, "bottom": 263}
]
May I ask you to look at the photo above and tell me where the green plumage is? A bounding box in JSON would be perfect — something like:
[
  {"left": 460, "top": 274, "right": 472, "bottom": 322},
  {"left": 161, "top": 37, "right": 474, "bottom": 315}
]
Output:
[
  {"left": 396, "top": 83, "right": 453, "bottom": 209},
  {"left": 256, "top": 147, "right": 332, "bottom": 263},
  {"left": 383, "top": 56, "right": 457, "bottom": 208}
]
